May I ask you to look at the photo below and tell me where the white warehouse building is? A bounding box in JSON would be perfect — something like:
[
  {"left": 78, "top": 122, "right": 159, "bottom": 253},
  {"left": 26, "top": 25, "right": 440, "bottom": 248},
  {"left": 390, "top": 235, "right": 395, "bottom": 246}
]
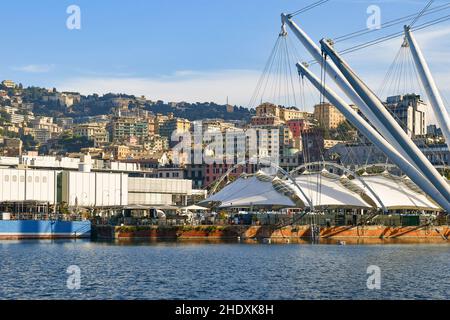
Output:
[
  {"left": 0, "top": 167, "right": 194, "bottom": 210},
  {"left": 61, "top": 171, "right": 128, "bottom": 207},
  {"left": 0, "top": 169, "right": 57, "bottom": 204},
  {"left": 128, "top": 177, "right": 192, "bottom": 206}
]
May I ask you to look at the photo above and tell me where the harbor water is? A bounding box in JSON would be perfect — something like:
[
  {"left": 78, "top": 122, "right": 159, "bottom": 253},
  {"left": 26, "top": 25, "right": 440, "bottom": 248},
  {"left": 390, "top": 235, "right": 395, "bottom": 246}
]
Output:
[{"left": 0, "top": 240, "right": 449, "bottom": 300}]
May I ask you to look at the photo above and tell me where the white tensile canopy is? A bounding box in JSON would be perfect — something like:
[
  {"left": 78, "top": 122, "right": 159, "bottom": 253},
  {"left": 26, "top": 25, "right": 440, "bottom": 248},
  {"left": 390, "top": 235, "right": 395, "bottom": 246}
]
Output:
[
  {"left": 201, "top": 175, "right": 298, "bottom": 208},
  {"left": 353, "top": 174, "right": 440, "bottom": 210},
  {"left": 182, "top": 205, "right": 209, "bottom": 211},
  {"left": 201, "top": 171, "right": 442, "bottom": 211},
  {"left": 289, "top": 173, "right": 374, "bottom": 209}
]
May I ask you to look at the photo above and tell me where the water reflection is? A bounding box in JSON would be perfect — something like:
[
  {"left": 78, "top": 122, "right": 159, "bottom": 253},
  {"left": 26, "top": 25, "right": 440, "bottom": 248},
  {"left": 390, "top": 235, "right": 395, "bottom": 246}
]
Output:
[{"left": 0, "top": 240, "right": 448, "bottom": 300}]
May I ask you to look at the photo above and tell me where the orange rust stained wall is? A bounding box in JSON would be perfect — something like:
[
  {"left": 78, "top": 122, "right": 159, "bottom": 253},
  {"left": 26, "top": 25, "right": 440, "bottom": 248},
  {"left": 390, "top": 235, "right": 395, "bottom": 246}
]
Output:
[{"left": 98, "top": 225, "right": 450, "bottom": 240}]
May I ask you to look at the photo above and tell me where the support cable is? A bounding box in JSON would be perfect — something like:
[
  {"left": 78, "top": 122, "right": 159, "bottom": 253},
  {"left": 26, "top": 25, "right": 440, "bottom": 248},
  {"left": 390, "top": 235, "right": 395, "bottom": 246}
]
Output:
[
  {"left": 307, "top": 14, "right": 450, "bottom": 66},
  {"left": 289, "top": 0, "right": 330, "bottom": 18},
  {"left": 334, "top": 2, "right": 449, "bottom": 43},
  {"left": 410, "top": 0, "right": 435, "bottom": 27}
]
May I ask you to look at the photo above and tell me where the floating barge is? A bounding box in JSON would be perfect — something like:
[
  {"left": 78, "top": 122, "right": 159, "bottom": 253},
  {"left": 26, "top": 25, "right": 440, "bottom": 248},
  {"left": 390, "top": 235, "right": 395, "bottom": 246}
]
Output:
[{"left": 0, "top": 220, "right": 91, "bottom": 240}]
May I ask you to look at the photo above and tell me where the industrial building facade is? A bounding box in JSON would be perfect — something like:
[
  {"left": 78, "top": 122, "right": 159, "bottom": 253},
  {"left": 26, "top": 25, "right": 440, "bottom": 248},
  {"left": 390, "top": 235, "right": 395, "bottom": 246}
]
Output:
[{"left": 0, "top": 167, "right": 193, "bottom": 211}]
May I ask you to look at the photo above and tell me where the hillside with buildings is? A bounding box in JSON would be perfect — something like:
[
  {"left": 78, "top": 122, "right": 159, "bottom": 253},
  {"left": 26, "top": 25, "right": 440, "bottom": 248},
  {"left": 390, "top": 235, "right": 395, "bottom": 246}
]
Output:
[
  {"left": 1, "top": 81, "right": 255, "bottom": 122},
  {"left": 0, "top": 78, "right": 448, "bottom": 191}
]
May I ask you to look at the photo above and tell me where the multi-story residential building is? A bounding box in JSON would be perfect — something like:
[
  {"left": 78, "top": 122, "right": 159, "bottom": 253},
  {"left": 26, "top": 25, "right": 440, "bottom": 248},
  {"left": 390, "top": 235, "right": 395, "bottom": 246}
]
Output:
[
  {"left": 279, "top": 151, "right": 301, "bottom": 172},
  {"left": 154, "top": 166, "right": 185, "bottom": 179},
  {"left": 126, "top": 158, "right": 160, "bottom": 172},
  {"left": 281, "top": 107, "right": 312, "bottom": 122},
  {"left": 385, "top": 94, "right": 427, "bottom": 138},
  {"left": 31, "top": 117, "right": 61, "bottom": 133},
  {"left": 256, "top": 103, "right": 283, "bottom": 118},
  {"left": 198, "top": 119, "right": 236, "bottom": 132},
  {"left": 159, "top": 118, "right": 191, "bottom": 141},
  {"left": 108, "top": 116, "right": 149, "bottom": 143},
  {"left": 184, "top": 164, "right": 206, "bottom": 189},
  {"left": 286, "top": 118, "right": 313, "bottom": 150},
  {"left": 4, "top": 125, "right": 19, "bottom": 134},
  {"left": 286, "top": 119, "right": 312, "bottom": 139},
  {"left": 1, "top": 80, "right": 16, "bottom": 88},
  {"left": 251, "top": 125, "right": 294, "bottom": 164},
  {"left": 104, "top": 145, "right": 131, "bottom": 160},
  {"left": 253, "top": 102, "right": 310, "bottom": 125},
  {"left": 0, "top": 105, "right": 19, "bottom": 114},
  {"left": 113, "top": 105, "right": 151, "bottom": 119},
  {"left": 196, "top": 124, "right": 294, "bottom": 170},
  {"left": 147, "top": 116, "right": 156, "bottom": 136},
  {"left": 74, "top": 123, "right": 104, "bottom": 139},
  {"left": 6, "top": 113, "right": 25, "bottom": 125},
  {"left": 250, "top": 115, "right": 284, "bottom": 126},
  {"left": 74, "top": 123, "right": 109, "bottom": 146},
  {"left": 313, "top": 102, "right": 346, "bottom": 130},
  {"left": 30, "top": 117, "right": 62, "bottom": 144},
  {"left": 31, "top": 128, "right": 53, "bottom": 144},
  {"left": 144, "top": 135, "right": 168, "bottom": 152}
]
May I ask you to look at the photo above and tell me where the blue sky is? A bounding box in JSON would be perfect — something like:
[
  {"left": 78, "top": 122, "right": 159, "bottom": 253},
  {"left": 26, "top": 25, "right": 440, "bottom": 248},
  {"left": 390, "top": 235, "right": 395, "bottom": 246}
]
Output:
[{"left": 1, "top": 0, "right": 449, "bottom": 111}]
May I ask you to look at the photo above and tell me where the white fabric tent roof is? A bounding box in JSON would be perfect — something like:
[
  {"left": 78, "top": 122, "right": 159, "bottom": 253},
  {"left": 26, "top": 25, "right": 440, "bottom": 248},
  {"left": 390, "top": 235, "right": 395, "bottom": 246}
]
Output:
[
  {"left": 353, "top": 175, "right": 440, "bottom": 210},
  {"left": 287, "top": 173, "right": 373, "bottom": 209},
  {"left": 202, "top": 175, "right": 297, "bottom": 208},
  {"left": 182, "top": 205, "right": 209, "bottom": 210},
  {"left": 202, "top": 171, "right": 442, "bottom": 211}
]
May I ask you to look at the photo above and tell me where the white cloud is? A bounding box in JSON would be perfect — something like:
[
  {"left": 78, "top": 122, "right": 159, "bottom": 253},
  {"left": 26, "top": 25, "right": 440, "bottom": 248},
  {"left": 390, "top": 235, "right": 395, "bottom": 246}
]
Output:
[{"left": 12, "top": 64, "right": 55, "bottom": 73}]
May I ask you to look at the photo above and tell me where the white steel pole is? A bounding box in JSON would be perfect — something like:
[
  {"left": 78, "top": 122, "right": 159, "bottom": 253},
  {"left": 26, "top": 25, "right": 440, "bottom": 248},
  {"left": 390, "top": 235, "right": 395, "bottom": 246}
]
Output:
[
  {"left": 297, "top": 62, "right": 450, "bottom": 212},
  {"left": 404, "top": 26, "right": 450, "bottom": 148},
  {"left": 281, "top": 14, "right": 413, "bottom": 164},
  {"left": 321, "top": 39, "right": 450, "bottom": 203}
]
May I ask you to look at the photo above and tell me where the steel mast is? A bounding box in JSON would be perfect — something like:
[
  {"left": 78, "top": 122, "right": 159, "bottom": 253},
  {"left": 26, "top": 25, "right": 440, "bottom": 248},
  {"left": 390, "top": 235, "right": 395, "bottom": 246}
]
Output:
[
  {"left": 320, "top": 39, "right": 450, "bottom": 203},
  {"left": 280, "top": 13, "right": 413, "bottom": 164},
  {"left": 296, "top": 62, "right": 450, "bottom": 212},
  {"left": 404, "top": 25, "right": 450, "bottom": 147}
]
